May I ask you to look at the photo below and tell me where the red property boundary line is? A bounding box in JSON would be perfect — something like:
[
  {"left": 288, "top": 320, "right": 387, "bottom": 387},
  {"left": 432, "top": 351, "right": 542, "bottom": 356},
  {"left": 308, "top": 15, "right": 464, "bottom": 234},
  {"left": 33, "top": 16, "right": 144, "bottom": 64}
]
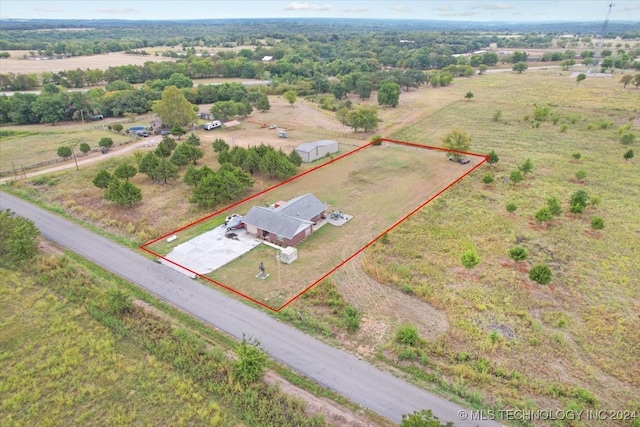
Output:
[{"left": 140, "top": 138, "right": 488, "bottom": 312}]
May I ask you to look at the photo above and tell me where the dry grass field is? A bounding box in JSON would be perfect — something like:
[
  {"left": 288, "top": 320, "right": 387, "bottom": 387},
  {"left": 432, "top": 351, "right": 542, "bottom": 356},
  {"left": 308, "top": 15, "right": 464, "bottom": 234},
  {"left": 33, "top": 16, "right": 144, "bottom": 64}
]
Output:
[
  {"left": 0, "top": 51, "right": 178, "bottom": 74},
  {"left": 3, "top": 68, "right": 639, "bottom": 424}
]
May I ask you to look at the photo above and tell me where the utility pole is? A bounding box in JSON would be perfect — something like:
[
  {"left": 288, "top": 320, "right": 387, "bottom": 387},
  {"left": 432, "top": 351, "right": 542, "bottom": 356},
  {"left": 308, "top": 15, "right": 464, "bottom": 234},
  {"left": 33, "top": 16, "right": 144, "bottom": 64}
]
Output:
[
  {"left": 276, "top": 250, "right": 281, "bottom": 289},
  {"left": 72, "top": 148, "right": 79, "bottom": 171}
]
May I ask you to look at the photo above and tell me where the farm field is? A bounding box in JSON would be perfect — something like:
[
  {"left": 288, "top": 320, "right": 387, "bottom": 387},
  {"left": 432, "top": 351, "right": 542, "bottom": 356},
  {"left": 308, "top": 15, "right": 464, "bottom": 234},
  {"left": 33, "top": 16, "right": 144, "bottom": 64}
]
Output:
[
  {"left": 145, "top": 141, "right": 481, "bottom": 309},
  {"left": 3, "top": 68, "right": 640, "bottom": 424}
]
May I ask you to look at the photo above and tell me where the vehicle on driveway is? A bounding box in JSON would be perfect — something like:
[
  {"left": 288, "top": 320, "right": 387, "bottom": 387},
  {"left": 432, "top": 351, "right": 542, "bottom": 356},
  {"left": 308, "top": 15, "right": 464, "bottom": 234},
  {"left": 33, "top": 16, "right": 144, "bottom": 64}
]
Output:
[
  {"left": 204, "top": 120, "right": 222, "bottom": 130},
  {"left": 136, "top": 130, "right": 150, "bottom": 137},
  {"left": 225, "top": 215, "right": 244, "bottom": 231}
]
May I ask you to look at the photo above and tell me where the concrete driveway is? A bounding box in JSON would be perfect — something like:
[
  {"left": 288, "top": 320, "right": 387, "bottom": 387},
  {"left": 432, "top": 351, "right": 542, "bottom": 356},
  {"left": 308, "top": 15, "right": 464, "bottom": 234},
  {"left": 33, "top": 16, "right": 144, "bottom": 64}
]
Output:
[{"left": 162, "top": 226, "right": 261, "bottom": 277}]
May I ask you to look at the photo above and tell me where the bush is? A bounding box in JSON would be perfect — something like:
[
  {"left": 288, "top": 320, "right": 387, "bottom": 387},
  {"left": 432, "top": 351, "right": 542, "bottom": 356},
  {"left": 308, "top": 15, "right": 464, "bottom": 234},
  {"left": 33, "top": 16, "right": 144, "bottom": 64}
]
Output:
[
  {"left": 342, "top": 305, "right": 361, "bottom": 331},
  {"left": 569, "top": 189, "right": 589, "bottom": 213},
  {"left": 509, "top": 170, "right": 524, "bottom": 184},
  {"left": 506, "top": 202, "right": 517, "bottom": 213},
  {"left": 56, "top": 146, "right": 72, "bottom": 159},
  {"left": 529, "top": 264, "right": 553, "bottom": 285},
  {"left": 620, "top": 132, "right": 636, "bottom": 145},
  {"left": 508, "top": 246, "right": 529, "bottom": 262},
  {"left": 547, "top": 197, "right": 562, "bottom": 216},
  {"left": 461, "top": 248, "right": 480, "bottom": 269},
  {"left": 624, "top": 149, "right": 634, "bottom": 160},
  {"left": 575, "top": 169, "right": 587, "bottom": 180},
  {"left": 487, "top": 150, "right": 499, "bottom": 165},
  {"left": 371, "top": 134, "right": 382, "bottom": 145},
  {"left": 482, "top": 174, "right": 494, "bottom": 184},
  {"left": 534, "top": 207, "right": 553, "bottom": 223},
  {"left": 79, "top": 142, "right": 91, "bottom": 154},
  {"left": 396, "top": 324, "right": 420, "bottom": 347},
  {"left": 591, "top": 216, "right": 605, "bottom": 230},
  {"left": 493, "top": 110, "right": 502, "bottom": 122},
  {"left": 559, "top": 124, "right": 568, "bottom": 133},
  {"left": 233, "top": 337, "right": 268, "bottom": 384},
  {"left": 518, "top": 158, "right": 534, "bottom": 174},
  {"left": 92, "top": 169, "right": 112, "bottom": 189},
  {"left": 572, "top": 152, "right": 582, "bottom": 160},
  {"left": 99, "top": 137, "right": 114, "bottom": 149}
]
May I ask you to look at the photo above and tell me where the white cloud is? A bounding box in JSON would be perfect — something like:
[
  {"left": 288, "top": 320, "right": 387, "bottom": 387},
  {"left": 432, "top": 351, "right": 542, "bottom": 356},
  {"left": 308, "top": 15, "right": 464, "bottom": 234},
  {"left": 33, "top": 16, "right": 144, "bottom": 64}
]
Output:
[
  {"left": 438, "top": 11, "right": 476, "bottom": 17},
  {"left": 391, "top": 4, "right": 411, "bottom": 12},
  {"left": 344, "top": 7, "right": 368, "bottom": 13},
  {"left": 435, "top": 5, "right": 453, "bottom": 11},
  {"left": 97, "top": 8, "right": 138, "bottom": 15},
  {"left": 34, "top": 6, "right": 62, "bottom": 13},
  {"left": 472, "top": 3, "right": 513, "bottom": 10},
  {"left": 284, "top": 2, "right": 332, "bottom": 11},
  {"left": 624, "top": 5, "right": 640, "bottom": 11}
]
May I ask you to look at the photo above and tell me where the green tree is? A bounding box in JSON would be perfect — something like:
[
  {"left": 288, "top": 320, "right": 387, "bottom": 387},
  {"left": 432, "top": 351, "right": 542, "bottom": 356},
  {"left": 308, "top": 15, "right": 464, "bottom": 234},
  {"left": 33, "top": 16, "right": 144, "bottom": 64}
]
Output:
[
  {"left": 104, "top": 178, "right": 142, "bottom": 207},
  {"left": 519, "top": 158, "right": 534, "bottom": 175},
  {"left": 619, "top": 74, "right": 633, "bottom": 88},
  {"left": 346, "top": 105, "right": 379, "bottom": 133},
  {"left": 56, "top": 146, "right": 72, "bottom": 159},
  {"left": 591, "top": 216, "right": 605, "bottom": 230},
  {"left": 623, "top": 149, "right": 634, "bottom": 160},
  {"left": 508, "top": 246, "right": 528, "bottom": 262},
  {"left": 114, "top": 162, "right": 137, "bottom": 181},
  {"left": 506, "top": 202, "right": 517, "bottom": 213},
  {"left": 529, "top": 264, "right": 552, "bottom": 285},
  {"left": 283, "top": 90, "right": 297, "bottom": 106},
  {"left": 377, "top": 81, "right": 401, "bottom": 107},
  {"left": 185, "top": 133, "right": 201, "bottom": 146},
  {"left": 479, "top": 64, "right": 488, "bottom": 74},
  {"left": 183, "top": 164, "right": 207, "bottom": 188},
  {"left": 464, "top": 91, "right": 474, "bottom": 101},
  {"left": 441, "top": 129, "right": 471, "bottom": 162},
  {"left": 576, "top": 73, "right": 586, "bottom": 86},
  {"left": 152, "top": 85, "right": 197, "bottom": 128},
  {"left": 534, "top": 207, "right": 553, "bottom": 224},
  {"left": 92, "top": 169, "right": 112, "bottom": 188},
  {"left": 99, "top": 137, "right": 114, "bottom": 151},
  {"left": 513, "top": 61, "right": 528, "bottom": 73},
  {"left": 32, "top": 92, "right": 68, "bottom": 125},
  {"left": 547, "top": 197, "right": 562, "bottom": 217},
  {"left": 509, "top": 170, "right": 524, "bottom": 185},
  {"left": 487, "top": 150, "right": 499, "bottom": 166},
  {"left": 138, "top": 152, "right": 160, "bottom": 177},
  {"left": 111, "top": 123, "right": 123, "bottom": 133},
  {"left": 212, "top": 138, "right": 229, "bottom": 153},
  {"left": 170, "top": 124, "right": 187, "bottom": 139},
  {"left": 461, "top": 248, "right": 480, "bottom": 269},
  {"left": 336, "top": 107, "right": 349, "bottom": 127},
  {"left": 233, "top": 337, "right": 268, "bottom": 384},
  {"left": 396, "top": 324, "right": 421, "bottom": 347},
  {"left": 355, "top": 79, "right": 373, "bottom": 100},
  {"left": 153, "top": 158, "right": 179, "bottom": 184},
  {"left": 569, "top": 189, "right": 589, "bottom": 213},
  {"left": 401, "top": 409, "right": 454, "bottom": 427},
  {"left": 256, "top": 94, "right": 270, "bottom": 112},
  {"left": 0, "top": 210, "right": 39, "bottom": 268},
  {"left": 172, "top": 142, "right": 204, "bottom": 166},
  {"left": 289, "top": 149, "right": 303, "bottom": 167},
  {"left": 79, "top": 142, "right": 91, "bottom": 154}
]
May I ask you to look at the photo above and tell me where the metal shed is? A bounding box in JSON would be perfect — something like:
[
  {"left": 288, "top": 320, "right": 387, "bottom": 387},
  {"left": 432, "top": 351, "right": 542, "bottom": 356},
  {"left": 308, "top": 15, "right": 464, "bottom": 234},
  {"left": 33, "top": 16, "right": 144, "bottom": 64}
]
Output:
[{"left": 295, "top": 140, "right": 339, "bottom": 163}]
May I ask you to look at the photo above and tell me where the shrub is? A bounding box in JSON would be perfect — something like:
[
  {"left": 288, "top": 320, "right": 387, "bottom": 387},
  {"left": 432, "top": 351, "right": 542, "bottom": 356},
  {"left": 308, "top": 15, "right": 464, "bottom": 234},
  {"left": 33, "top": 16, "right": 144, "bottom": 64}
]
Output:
[
  {"left": 371, "top": 134, "right": 382, "bottom": 145},
  {"left": 506, "top": 203, "right": 517, "bottom": 213},
  {"left": 547, "top": 197, "right": 562, "bottom": 216},
  {"left": 575, "top": 169, "right": 587, "bottom": 180},
  {"left": 559, "top": 124, "right": 568, "bottom": 133},
  {"left": 529, "top": 264, "right": 553, "bottom": 285},
  {"left": 534, "top": 207, "right": 553, "bottom": 223},
  {"left": 99, "top": 137, "right": 114, "bottom": 149},
  {"left": 624, "top": 149, "right": 635, "bottom": 160},
  {"left": 233, "top": 337, "right": 268, "bottom": 384},
  {"left": 92, "top": 169, "right": 112, "bottom": 189},
  {"left": 519, "top": 158, "right": 534, "bottom": 174},
  {"left": 79, "top": 142, "right": 91, "bottom": 154},
  {"left": 112, "top": 123, "right": 123, "bottom": 133},
  {"left": 56, "top": 146, "right": 72, "bottom": 159},
  {"left": 508, "top": 246, "right": 528, "bottom": 262},
  {"left": 509, "top": 170, "right": 524, "bottom": 184},
  {"left": 342, "top": 305, "right": 361, "bottom": 331},
  {"left": 461, "top": 248, "right": 480, "bottom": 269},
  {"left": 591, "top": 216, "right": 605, "bottom": 230},
  {"left": 487, "top": 150, "right": 499, "bottom": 165},
  {"left": 572, "top": 152, "right": 582, "bottom": 160},
  {"left": 569, "top": 189, "right": 589, "bottom": 213},
  {"left": 620, "top": 132, "right": 636, "bottom": 145},
  {"left": 482, "top": 174, "right": 494, "bottom": 184},
  {"left": 396, "top": 324, "right": 421, "bottom": 347},
  {"left": 493, "top": 110, "right": 502, "bottom": 122}
]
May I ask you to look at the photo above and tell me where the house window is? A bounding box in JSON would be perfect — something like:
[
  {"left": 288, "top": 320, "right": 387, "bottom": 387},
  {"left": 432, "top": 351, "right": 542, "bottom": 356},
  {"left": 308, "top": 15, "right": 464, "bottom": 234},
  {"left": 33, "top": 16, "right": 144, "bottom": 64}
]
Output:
[{"left": 277, "top": 235, "right": 284, "bottom": 241}]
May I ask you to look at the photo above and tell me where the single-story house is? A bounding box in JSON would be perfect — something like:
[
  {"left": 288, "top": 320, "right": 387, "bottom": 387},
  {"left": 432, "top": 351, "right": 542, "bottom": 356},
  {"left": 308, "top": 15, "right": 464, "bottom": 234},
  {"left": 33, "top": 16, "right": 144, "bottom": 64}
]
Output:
[
  {"left": 243, "top": 193, "right": 327, "bottom": 247},
  {"left": 295, "top": 140, "right": 339, "bottom": 163}
]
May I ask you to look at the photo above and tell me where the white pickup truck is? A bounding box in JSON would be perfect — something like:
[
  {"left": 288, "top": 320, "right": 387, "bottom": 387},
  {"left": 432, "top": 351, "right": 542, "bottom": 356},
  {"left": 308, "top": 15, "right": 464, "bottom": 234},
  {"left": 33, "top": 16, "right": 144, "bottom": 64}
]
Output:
[{"left": 204, "top": 120, "right": 222, "bottom": 130}]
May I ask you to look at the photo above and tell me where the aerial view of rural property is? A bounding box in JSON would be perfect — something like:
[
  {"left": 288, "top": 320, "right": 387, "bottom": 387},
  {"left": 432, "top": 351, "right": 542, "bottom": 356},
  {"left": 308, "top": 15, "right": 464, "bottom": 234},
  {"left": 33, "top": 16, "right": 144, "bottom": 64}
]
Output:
[{"left": 1, "top": 1, "right": 639, "bottom": 426}]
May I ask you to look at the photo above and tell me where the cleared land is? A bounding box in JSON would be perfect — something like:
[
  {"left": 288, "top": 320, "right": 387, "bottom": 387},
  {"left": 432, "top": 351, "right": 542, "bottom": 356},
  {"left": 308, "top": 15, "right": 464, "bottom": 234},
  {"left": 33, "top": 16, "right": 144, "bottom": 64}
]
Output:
[
  {"left": 3, "top": 68, "right": 640, "bottom": 423},
  {"left": 147, "top": 142, "right": 478, "bottom": 309}
]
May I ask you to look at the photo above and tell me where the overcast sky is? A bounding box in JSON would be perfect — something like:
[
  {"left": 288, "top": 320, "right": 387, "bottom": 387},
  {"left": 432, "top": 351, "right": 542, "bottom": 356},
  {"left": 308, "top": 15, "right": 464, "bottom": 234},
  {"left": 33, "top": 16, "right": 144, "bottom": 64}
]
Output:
[{"left": 1, "top": 1, "right": 639, "bottom": 22}]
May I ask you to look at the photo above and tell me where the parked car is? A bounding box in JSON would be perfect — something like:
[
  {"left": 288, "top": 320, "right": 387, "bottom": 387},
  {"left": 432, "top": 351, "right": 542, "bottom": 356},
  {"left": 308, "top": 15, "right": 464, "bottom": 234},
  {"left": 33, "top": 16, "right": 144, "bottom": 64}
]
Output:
[
  {"left": 225, "top": 215, "right": 244, "bottom": 231},
  {"left": 204, "top": 120, "right": 222, "bottom": 130},
  {"left": 160, "top": 129, "right": 171, "bottom": 136},
  {"left": 136, "top": 130, "right": 150, "bottom": 137}
]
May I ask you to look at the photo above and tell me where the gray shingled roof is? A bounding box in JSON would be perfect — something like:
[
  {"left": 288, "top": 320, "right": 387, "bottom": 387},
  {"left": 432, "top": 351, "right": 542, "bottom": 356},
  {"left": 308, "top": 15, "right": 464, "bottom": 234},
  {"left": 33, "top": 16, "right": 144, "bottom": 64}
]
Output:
[
  {"left": 243, "top": 194, "right": 327, "bottom": 239},
  {"left": 295, "top": 140, "right": 338, "bottom": 153},
  {"left": 275, "top": 193, "right": 326, "bottom": 220},
  {"left": 243, "top": 206, "right": 312, "bottom": 239}
]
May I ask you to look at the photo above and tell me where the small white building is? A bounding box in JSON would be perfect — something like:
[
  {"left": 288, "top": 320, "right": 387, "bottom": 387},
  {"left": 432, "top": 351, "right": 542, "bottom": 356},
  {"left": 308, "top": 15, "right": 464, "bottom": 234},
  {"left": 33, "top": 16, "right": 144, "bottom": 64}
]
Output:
[{"left": 295, "top": 140, "right": 339, "bottom": 163}]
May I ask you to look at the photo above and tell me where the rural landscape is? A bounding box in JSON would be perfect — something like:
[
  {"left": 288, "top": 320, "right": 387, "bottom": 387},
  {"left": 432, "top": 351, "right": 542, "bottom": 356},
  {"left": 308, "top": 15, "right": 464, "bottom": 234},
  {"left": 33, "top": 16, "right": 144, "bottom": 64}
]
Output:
[{"left": 1, "top": 5, "right": 640, "bottom": 427}]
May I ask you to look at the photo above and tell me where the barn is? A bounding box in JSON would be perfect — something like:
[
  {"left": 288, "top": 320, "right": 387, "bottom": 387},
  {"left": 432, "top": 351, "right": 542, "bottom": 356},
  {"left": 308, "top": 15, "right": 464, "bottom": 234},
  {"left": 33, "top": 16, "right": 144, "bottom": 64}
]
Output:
[
  {"left": 294, "top": 140, "right": 339, "bottom": 163},
  {"left": 243, "top": 194, "right": 327, "bottom": 247}
]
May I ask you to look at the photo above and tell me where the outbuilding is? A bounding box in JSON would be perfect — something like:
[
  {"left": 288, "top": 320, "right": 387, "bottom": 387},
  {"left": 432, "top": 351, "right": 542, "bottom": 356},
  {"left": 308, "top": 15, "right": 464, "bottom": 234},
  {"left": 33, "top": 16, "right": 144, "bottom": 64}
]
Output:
[{"left": 295, "top": 140, "right": 339, "bottom": 163}]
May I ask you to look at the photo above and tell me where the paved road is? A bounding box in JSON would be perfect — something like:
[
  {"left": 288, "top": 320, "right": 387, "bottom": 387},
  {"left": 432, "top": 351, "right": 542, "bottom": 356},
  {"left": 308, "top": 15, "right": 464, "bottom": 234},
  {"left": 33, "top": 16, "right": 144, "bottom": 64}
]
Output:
[{"left": 0, "top": 192, "right": 500, "bottom": 427}]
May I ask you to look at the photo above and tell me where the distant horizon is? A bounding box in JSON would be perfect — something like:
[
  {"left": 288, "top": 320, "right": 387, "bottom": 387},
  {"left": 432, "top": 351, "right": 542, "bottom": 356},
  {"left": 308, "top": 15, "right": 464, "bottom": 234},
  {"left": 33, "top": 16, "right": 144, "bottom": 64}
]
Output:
[{"left": 1, "top": 1, "right": 638, "bottom": 23}]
